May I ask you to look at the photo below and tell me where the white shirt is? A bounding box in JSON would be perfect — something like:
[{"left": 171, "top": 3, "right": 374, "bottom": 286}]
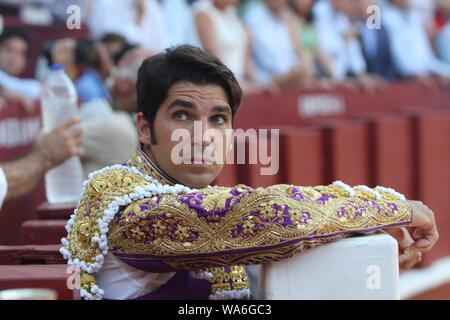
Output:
[
  {"left": 313, "top": 0, "right": 366, "bottom": 81},
  {"left": 193, "top": 0, "right": 248, "bottom": 80},
  {"left": 410, "top": 0, "right": 436, "bottom": 25},
  {"left": 382, "top": 4, "right": 450, "bottom": 77},
  {"left": 0, "top": 167, "right": 7, "bottom": 209},
  {"left": 95, "top": 252, "right": 262, "bottom": 299},
  {"left": 95, "top": 252, "right": 175, "bottom": 299},
  {"left": 243, "top": 2, "right": 299, "bottom": 84},
  {"left": 162, "top": 0, "right": 201, "bottom": 48},
  {"left": 0, "top": 70, "right": 41, "bottom": 100},
  {"left": 88, "top": 0, "right": 170, "bottom": 52}
]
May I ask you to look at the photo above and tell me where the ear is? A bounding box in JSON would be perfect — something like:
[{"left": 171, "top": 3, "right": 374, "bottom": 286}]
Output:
[{"left": 136, "top": 112, "right": 152, "bottom": 145}]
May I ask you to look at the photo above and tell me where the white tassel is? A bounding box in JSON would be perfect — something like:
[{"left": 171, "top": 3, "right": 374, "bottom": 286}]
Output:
[
  {"left": 353, "top": 185, "right": 382, "bottom": 200},
  {"left": 375, "top": 186, "right": 406, "bottom": 200},
  {"left": 209, "top": 289, "right": 251, "bottom": 300},
  {"left": 332, "top": 181, "right": 356, "bottom": 196}
]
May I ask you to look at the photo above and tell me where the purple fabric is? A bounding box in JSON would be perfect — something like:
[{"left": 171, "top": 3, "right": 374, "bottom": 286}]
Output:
[{"left": 103, "top": 270, "right": 211, "bottom": 300}]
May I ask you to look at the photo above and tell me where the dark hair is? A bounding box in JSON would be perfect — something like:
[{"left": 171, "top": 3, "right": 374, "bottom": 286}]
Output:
[
  {"left": 101, "top": 33, "right": 136, "bottom": 65},
  {"left": 75, "top": 38, "right": 101, "bottom": 69},
  {"left": 100, "top": 33, "right": 127, "bottom": 44},
  {"left": 137, "top": 45, "right": 243, "bottom": 144},
  {"left": 0, "top": 28, "right": 31, "bottom": 52}
]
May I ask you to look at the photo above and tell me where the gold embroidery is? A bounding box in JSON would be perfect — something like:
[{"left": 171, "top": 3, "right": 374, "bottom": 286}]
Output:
[
  {"left": 65, "top": 151, "right": 413, "bottom": 299},
  {"left": 205, "top": 266, "right": 250, "bottom": 296}
]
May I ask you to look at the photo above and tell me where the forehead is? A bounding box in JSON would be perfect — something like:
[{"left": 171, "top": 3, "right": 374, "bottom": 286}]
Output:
[
  {"left": 0, "top": 37, "right": 28, "bottom": 51},
  {"left": 164, "top": 82, "right": 229, "bottom": 107}
]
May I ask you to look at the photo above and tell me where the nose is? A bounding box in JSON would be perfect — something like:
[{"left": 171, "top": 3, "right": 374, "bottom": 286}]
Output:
[{"left": 191, "top": 119, "right": 215, "bottom": 148}]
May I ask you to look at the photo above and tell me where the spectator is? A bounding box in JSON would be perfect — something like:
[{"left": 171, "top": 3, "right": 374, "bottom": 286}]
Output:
[
  {"left": 99, "top": 33, "right": 157, "bottom": 112},
  {"left": 436, "top": 0, "right": 450, "bottom": 63},
  {"left": 100, "top": 33, "right": 138, "bottom": 66},
  {"left": 434, "top": 0, "right": 449, "bottom": 31},
  {"left": 88, "top": 0, "right": 170, "bottom": 52},
  {"left": 0, "top": 28, "right": 40, "bottom": 104},
  {"left": 162, "top": 0, "right": 201, "bottom": 47},
  {"left": 46, "top": 38, "right": 139, "bottom": 178},
  {"left": 193, "top": 0, "right": 259, "bottom": 91},
  {"left": 353, "top": 0, "right": 397, "bottom": 80},
  {"left": 74, "top": 38, "right": 112, "bottom": 104},
  {"left": 382, "top": 0, "right": 450, "bottom": 80},
  {"left": 313, "top": 0, "right": 368, "bottom": 82},
  {"left": 243, "top": 0, "right": 311, "bottom": 87},
  {"left": 0, "top": 117, "right": 83, "bottom": 209},
  {"left": 288, "top": 0, "right": 335, "bottom": 81}
]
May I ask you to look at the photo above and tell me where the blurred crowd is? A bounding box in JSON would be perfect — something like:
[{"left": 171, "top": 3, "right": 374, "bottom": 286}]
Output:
[
  {"left": 1, "top": 0, "right": 450, "bottom": 182},
  {"left": 2, "top": 0, "right": 450, "bottom": 98}
]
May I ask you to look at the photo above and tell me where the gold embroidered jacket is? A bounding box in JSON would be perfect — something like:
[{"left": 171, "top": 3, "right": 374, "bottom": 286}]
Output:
[{"left": 62, "top": 149, "right": 413, "bottom": 298}]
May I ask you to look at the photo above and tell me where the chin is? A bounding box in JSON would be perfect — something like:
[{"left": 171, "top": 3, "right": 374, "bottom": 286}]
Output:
[{"left": 177, "top": 170, "right": 218, "bottom": 189}]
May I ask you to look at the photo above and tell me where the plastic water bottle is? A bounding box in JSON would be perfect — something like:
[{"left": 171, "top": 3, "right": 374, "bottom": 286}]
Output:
[{"left": 40, "top": 65, "right": 84, "bottom": 204}]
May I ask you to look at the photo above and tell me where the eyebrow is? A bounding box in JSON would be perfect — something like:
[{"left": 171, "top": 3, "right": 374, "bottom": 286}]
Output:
[{"left": 167, "top": 99, "right": 232, "bottom": 114}]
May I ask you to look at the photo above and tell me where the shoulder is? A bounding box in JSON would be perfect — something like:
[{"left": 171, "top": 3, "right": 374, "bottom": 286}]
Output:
[{"left": 82, "top": 165, "right": 149, "bottom": 200}]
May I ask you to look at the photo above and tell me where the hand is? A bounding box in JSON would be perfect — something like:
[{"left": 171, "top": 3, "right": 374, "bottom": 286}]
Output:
[
  {"left": 384, "top": 227, "right": 422, "bottom": 269},
  {"left": 35, "top": 117, "right": 84, "bottom": 171},
  {"left": 407, "top": 200, "right": 439, "bottom": 253},
  {"left": 0, "top": 89, "right": 35, "bottom": 113}
]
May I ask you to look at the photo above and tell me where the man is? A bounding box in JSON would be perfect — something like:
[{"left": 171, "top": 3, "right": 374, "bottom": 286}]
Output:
[
  {"left": 61, "top": 45, "right": 438, "bottom": 300},
  {"left": 88, "top": 0, "right": 170, "bottom": 52},
  {"left": 243, "top": 0, "right": 311, "bottom": 87},
  {"left": 161, "top": 0, "right": 201, "bottom": 48},
  {"left": 383, "top": 0, "right": 450, "bottom": 80},
  {"left": 0, "top": 117, "right": 83, "bottom": 208},
  {"left": 313, "top": 0, "right": 367, "bottom": 81},
  {"left": 353, "top": 0, "right": 397, "bottom": 80},
  {"left": 0, "top": 28, "right": 40, "bottom": 102},
  {"left": 435, "top": 0, "right": 450, "bottom": 64}
]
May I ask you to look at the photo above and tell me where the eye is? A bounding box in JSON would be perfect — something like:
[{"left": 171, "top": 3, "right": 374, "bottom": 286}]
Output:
[
  {"left": 173, "top": 111, "right": 189, "bottom": 121},
  {"left": 211, "top": 115, "right": 227, "bottom": 124}
]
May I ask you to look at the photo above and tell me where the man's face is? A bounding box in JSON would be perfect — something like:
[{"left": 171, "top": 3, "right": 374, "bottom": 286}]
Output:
[
  {"left": 137, "top": 83, "right": 233, "bottom": 189},
  {"left": 0, "top": 37, "right": 28, "bottom": 76}
]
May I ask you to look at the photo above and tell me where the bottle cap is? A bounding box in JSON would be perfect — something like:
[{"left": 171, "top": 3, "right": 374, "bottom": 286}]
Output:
[{"left": 51, "top": 65, "right": 64, "bottom": 71}]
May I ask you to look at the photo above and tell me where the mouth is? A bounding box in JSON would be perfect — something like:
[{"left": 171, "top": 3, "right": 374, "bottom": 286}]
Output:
[{"left": 189, "top": 157, "right": 216, "bottom": 166}]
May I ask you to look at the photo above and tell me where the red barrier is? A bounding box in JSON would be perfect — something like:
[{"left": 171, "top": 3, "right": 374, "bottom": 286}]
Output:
[
  {"left": 372, "top": 115, "right": 417, "bottom": 199},
  {"left": 415, "top": 111, "right": 450, "bottom": 266},
  {"left": 37, "top": 202, "right": 76, "bottom": 220},
  {"left": 236, "top": 82, "right": 450, "bottom": 130},
  {"left": 20, "top": 220, "right": 67, "bottom": 245},
  {"left": 325, "top": 120, "right": 372, "bottom": 186},
  {"left": 0, "top": 101, "right": 44, "bottom": 245},
  {"left": 0, "top": 264, "right": 79, "bottom": 300},
  {"left": 0, "top": 245, "right": 64, "bottom": 265},
  {"left": 279, "top": 127, "right": 325, "bottom": 187}
]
